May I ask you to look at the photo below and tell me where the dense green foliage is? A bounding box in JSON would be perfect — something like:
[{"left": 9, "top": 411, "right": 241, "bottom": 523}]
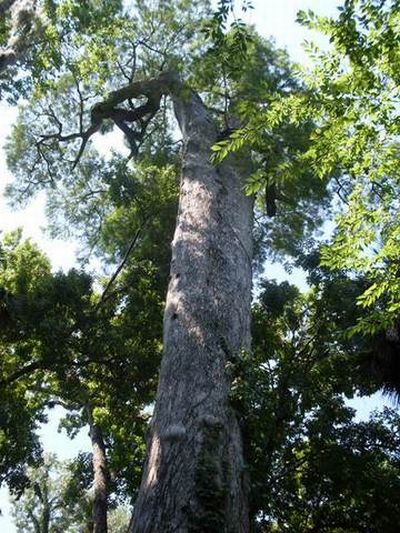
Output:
[
  {"left": 240, "top": 277, "right": 400, "bottom": 531},
  {"left": 0, "top": 223, "right": 168, "bottom": 501},
  {"left": 215, "top": 0, "right": 400, "bottom": 335}
]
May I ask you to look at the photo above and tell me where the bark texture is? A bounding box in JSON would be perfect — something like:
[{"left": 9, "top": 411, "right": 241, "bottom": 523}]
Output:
[
  {"left": 87, "top": 408, "right": 108, "bottom": 533},
  {"left": 131, "top": 91, "right": 253, "bottom": 532}
]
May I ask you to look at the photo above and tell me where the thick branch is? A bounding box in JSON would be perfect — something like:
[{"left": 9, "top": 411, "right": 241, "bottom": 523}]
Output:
[
  {"left": 91, "top": 72, "right": 175, "bottom": 117},
  {"left": 0, "top": 360, "right": 46, "bottom": 386},
  {"left": 39, "top": 72, "right": 179, "bottom": 168}
]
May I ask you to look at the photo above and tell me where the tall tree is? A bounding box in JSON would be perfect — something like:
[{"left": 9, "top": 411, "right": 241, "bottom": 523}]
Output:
[{"left": 2, "top": 1, "right": 330, "bottom": 530}]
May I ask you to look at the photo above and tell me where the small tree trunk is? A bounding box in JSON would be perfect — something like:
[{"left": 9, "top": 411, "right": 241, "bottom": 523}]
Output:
[
  {"left": 87, "top": 407, "right": 108, "bottom": 533},
  {"left": 40, "top": 504, "right": 50, "bottom": 533},
  {"left": 131, "top": 92, "right": 253, "bottom": 532}
]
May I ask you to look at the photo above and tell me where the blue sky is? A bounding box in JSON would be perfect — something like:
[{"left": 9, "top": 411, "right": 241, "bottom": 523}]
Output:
[{"left": 1, "top": 0, "right": 390, "bottom": 529}]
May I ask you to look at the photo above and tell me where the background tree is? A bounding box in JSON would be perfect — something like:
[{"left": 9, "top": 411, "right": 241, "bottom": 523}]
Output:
[
  {"left": 0, "top": 0, "right": 43, "bottom": 78},
  {"left": 214, "top": 0, "right": 400, "bottom": 333},
  {"left": 11, "top": 454, "right": 132, "bottom": 533},
  {"left": 240, "top": 277, "right": 400, "bottom": 531},
  {"left": 12, "top": 455, "right": 68, "bottom": 533},
  {"left": 0, "top": 225, "right": 170, "bottom": 530},
  {"left": 0, "top": 231, "right": 49, "bottom": 496},
  {"left": 210, "top": 0, "right": 400, "bottom": 407}
]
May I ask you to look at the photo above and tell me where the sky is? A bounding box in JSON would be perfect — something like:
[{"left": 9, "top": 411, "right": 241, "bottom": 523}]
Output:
[{"left": 0, "top": 0, "right": 390, "bottom": 529}]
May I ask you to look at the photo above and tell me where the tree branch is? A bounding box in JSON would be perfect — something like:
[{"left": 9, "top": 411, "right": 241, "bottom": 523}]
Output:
[
  {"left": 97, "top": 216, "right": 150, "bottom": 308},
  {"left": 0, "top": 360, "right": 46, "bottom": 387},
  {"left": 37, "top": 71, "right": 179, "bottom": 169}
]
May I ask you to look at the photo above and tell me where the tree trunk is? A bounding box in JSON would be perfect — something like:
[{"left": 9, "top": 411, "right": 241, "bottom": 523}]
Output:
[
  {"left": 40, "top": 498, "right": 50, "bottom": 533},
  {"left": 87, "top": 407, "right": 108, "bottom": 533},
  {"left": 131, "top": 91, "right": 253, "bottom": 532}
]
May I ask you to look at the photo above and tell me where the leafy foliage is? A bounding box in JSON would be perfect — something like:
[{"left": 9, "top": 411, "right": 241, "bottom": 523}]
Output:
[
  {"left": 0, "top": 227, "right": 167, "bottom": 504},
  {"left": 235, "top": 278, "right": 400, "bottom": 531},
  {"left": 216, "top": 0, "right": 400, "bottom": 332}
]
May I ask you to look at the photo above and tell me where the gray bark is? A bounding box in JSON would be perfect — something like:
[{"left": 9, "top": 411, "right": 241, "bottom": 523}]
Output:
[
  {"left": 87, "top": 407, "right": 108, "bottom": 533},
  {"left": 131, "top": 91, "right": 253, "bottom": 532}
]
